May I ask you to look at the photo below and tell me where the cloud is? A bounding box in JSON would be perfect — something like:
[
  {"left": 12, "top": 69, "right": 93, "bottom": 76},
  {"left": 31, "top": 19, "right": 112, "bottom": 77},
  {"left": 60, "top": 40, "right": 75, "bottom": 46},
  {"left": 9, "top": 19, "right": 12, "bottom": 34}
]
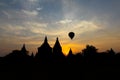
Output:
[
  {"left": 0, "top": 9, "right": 42, "bottom": 24},
  {"left": 25, "top": 22, "right": 47, "bottom": 28},
  {"left": 56, "top": 19, "right": 72, "bottom": 24},
  {"left": 1, "top": 23, "right": 44, "bottom": 36},
  {"left": 73, "top": 21, "right": 102, "bottom": 34},
  {"left": 61, "top": 0, "right": 81, "bottom": 20},
  {"left": 35, "top": 19, "right": 103, "bottom": 39},
  {"left": 2, "top": 11, "right": 11, "bottom": 19},
  {"left": 36, "top": 7, "right": 43, "bottom": 11},
  {"left": 24, "top": 22, "right": 47, "bottom": 34},
  {"left": 22, "top": 9, "right": 39, "bottom": 16},
  {"left": 22, "top": 0, "right": 40, "bottom": 8},
  {"left": 0, "top": 2, "right": 7, "bottom": 7},
  {"left": 27, "top": 0, "right": 38, "bottom": 2},
  {"left": 1, "top": 24, "right": 25, "bottom": 31},
  {"left": 0, "top": 24, "right": 26, "bottom": 36},
  {"left": 0, "top": 21, "right": 48, "bottom": 45},
  {"left": 55, "top": 20, "right": 102, "bottom": 35}
]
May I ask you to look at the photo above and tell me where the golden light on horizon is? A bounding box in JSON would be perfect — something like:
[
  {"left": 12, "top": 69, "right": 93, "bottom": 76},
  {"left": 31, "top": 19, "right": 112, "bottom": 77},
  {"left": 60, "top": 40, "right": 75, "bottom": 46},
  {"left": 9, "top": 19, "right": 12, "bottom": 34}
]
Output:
[{"left": 62, "top": 43, "right": 83, "bottom": 56}]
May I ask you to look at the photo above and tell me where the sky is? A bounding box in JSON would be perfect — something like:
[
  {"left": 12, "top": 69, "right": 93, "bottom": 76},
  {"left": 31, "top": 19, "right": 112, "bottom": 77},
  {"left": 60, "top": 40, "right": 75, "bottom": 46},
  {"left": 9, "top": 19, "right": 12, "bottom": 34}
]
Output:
[{"left": 0, "top": 0, "right": 120, "bottom": 56}]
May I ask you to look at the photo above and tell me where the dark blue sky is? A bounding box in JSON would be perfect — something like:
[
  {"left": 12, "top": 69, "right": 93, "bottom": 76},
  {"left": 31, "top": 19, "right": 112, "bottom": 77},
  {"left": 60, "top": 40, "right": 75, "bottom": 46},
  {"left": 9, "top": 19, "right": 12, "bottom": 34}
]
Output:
[{"left": 0, "top": 0, "right": 120, "bottom": 56}]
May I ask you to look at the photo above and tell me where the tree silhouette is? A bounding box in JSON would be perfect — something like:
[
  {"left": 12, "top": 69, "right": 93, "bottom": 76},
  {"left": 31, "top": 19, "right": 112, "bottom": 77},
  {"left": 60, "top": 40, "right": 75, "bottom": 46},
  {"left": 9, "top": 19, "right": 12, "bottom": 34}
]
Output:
[{"left": 82, "top": 45, "right": 98, "bottom": 57}]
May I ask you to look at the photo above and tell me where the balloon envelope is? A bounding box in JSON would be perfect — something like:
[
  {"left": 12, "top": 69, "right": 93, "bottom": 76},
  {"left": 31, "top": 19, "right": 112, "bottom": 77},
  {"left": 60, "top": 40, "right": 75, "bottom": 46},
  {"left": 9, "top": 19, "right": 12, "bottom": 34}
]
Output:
[{"left": 68, "top": 32, "right": 75, "bottom": 39}]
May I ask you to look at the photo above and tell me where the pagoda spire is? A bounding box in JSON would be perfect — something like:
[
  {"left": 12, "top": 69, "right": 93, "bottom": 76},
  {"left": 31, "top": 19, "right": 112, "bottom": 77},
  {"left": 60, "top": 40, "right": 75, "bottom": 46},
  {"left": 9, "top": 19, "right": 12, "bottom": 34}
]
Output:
[
  {"left": 68, "top": 48, "right": 73, "bottom": 57},
  {"left": 21, "top": 44, "right": 27, "bottom": 52},
  {"left": 44, "top": 36, "right": 48, "bottom": 43},
  {"left": 53, "top": 37, "right": 62, "bottom": 52}
]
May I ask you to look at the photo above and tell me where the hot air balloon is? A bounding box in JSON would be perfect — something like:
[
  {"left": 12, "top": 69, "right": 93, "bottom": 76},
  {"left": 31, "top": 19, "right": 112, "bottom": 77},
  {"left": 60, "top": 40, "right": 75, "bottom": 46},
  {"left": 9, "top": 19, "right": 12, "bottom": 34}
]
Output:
[{"left": 68, "top": 32, "right": 75, "bottom": 40}]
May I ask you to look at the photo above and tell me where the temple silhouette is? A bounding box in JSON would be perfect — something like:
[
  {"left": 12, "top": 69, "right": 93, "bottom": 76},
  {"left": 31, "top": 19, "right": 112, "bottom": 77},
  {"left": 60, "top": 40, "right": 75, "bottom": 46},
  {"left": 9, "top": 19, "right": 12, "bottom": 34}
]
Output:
[{"left": 0, "top": 36, "right": 120, "bottom": 80}]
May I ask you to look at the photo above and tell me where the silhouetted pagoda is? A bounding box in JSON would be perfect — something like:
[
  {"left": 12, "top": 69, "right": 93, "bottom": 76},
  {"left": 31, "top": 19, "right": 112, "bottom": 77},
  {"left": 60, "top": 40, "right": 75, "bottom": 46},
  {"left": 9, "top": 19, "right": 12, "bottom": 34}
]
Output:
[
  {"left": 67, "top": 48, "right": 73, "bottom": 58},
  {"left": 21, "top": 44, "right": 28, "bottom": 56},
  {"left": 53, "top": 37, "right": 65, "bottom": 63},
  {"left": 4, "top": 44, "right": 30, "bottom": 64},
  {"left": 67, "top": 48, "right": 74, "bottom": 64},
  {"left": 35, "top": 36, "right": 52, "bottom": 63}
]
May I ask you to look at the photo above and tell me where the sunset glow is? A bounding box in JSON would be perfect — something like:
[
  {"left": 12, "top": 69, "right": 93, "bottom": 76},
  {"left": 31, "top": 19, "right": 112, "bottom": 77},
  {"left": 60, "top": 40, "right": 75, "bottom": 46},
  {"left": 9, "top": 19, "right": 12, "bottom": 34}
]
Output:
[
  {"left": 62, "top": 43, "right": 83, "bottom": 56},
  {"left": 0, "top": 0, "right": 120, "bottom": 56}
]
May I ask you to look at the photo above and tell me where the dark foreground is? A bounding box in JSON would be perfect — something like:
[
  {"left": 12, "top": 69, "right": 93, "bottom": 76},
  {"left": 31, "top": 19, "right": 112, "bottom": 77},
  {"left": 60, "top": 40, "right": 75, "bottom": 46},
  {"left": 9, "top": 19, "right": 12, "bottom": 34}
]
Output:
[
  {"left": 0, "top": 58, "right": 120, "bottom": 80},
  {"left": 0, "top": 40, "right": 120, "bottom": 80}
]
